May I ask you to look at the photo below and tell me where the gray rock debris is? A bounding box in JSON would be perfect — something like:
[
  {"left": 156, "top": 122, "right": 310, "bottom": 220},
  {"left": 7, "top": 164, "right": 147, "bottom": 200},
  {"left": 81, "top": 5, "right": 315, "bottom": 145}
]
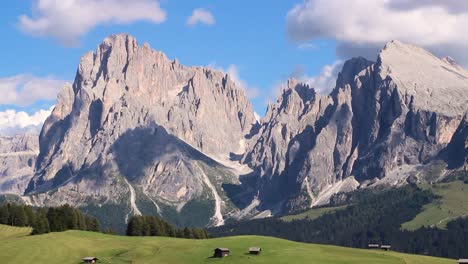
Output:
[
  {"left": 0, "top": 134, "right": 38, "bottom": 195},
  {"left": 5, "top": 35, "right": 465, "bottom": 223}
]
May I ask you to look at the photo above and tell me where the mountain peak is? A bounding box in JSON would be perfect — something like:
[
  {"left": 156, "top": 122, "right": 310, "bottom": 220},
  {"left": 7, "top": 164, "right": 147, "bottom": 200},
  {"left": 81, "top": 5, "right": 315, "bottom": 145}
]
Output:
[
  {"left": 101, "top": 33, "right": 137, "bottom": 45},
  {"left": 441, "top": 56, "right": 466, "bottom": 72},
  {"left": 98, "top": 33, "right": 139, "bottom": 58},
  {"left": 378, "top": 41, "right": 468, "bottom": 117},
  {"left": 381, "top": 40, "right": 435, "bottom": 59}
]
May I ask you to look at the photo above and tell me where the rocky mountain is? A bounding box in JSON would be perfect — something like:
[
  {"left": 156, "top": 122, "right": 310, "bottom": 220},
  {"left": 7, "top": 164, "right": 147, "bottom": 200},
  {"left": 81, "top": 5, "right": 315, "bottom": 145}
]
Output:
[
  {"left": 0, "top": 134, "right": 38, "bottom": 195},
  {"left": 25, "top": 34, "right": 257, "bottom": 228},
  {"left": 1, "top": 35, "right": 466, "bottom": 229},
  {"left": 243, "top": 40, "right": 468, "bottom": 212}
]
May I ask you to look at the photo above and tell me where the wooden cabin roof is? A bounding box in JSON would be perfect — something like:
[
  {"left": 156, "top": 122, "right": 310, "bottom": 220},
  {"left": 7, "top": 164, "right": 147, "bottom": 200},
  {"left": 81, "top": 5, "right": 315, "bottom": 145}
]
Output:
[{"left": 83, "top": 257, "right": 98, "bottom": 261}]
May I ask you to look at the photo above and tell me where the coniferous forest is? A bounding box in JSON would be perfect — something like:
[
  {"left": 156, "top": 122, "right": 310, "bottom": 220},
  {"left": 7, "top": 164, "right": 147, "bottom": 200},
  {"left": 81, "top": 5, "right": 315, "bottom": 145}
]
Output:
[
  {"left": 0, "top": 203, "right": 100, "bottom": 235},
  {"left": 126, "top": 215, "right": 209, "bottom": 239},
  {"left": 1, "top": 184, "right": 467, "bottom": 258},
  {"left": 209, "top": 185, "right": 468, "bottom": 259},
  {"left": 0, "top": 202, "right": 209, "bottom": 239}
]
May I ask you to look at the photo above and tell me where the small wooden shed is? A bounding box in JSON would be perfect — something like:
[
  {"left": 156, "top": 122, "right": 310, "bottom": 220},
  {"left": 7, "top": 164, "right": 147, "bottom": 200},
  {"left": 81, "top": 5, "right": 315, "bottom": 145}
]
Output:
[
  {"left": 82, "top": 257, "right": 98, "bottom": 263},
  {"left": 213, "top": 248, "right": 230, "bottom": 258},
  {"left": 380, "top": 245, "right": 391, "bottom": 251},
  {"left": 458, "top": 259, "right": 468, "bottom": 264},
  {"left": 368, "top": 244, "right": 379, "bottom": 249},
  {"left": 249, "top": 247, "right": 262, "bottom": 255}
]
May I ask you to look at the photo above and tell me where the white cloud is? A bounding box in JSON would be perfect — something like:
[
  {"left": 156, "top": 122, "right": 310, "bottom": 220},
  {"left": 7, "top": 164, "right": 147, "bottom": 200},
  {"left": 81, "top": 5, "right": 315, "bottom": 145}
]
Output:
[
  {"left": 0, "top": 74, "right": 67, "bottom": 106},
  {"left": 226, "top": 65, "right": 260, "bottom": 99},
  {"left": 301, "top": 60, "right": 343, "bottom": 95},
  {"left": 18, "top": 0, "right": 166, "bottom": 45},
  {"left": 287, "top": 61, "right": 343, "bottom": 95},
  {"left": 297, "top": 42, "right": 317, "bottom": 51},
  {"left": 0, "top": 106, "right": 54, "bottom": 135},
  {"left": 388, "top": 0, "right": 468, "bottom": 14},
  {"left": 287, "top": 0, "right": 468, "bottom": 64},
  {"left": 187, "top": 8, "right": 215, "bottom": 26}
]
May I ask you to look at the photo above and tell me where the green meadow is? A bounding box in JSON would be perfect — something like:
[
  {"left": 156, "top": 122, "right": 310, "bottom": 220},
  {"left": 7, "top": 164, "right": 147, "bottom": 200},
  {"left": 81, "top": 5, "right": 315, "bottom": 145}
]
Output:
[
  {"left": 402, "top": 181, "right": 468, "bottom": 230},
  {"left": 0, "top": 224, "right": 454, "bottom": 264},
  {"left": 280, "top": 205, "right": 348, "bottom": 222}
]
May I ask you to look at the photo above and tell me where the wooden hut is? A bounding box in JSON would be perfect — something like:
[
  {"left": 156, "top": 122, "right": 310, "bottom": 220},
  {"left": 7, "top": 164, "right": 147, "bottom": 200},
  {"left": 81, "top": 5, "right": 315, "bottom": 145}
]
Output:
[
  {"left": 368, "top": 244, "right": 379, "bottom": 249},
  {"left": 213, "top": 248, "right": 230, "bottom": 258},
  {"left": 458, "top": 259, "right": 468, "bottom": 264},
  {"left": 249, "top": 247, "right": 262, "bottom": 255},
  {"left": 380, "top": 245, "right": 391, "bottom": 251},
  {"left": 82, "top": 257, "right": 98, "bottom": 263}
]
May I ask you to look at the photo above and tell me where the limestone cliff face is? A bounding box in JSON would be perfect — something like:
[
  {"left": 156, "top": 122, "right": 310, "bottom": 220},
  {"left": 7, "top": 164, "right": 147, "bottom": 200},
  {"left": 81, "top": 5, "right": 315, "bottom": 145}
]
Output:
[
  {"left": 243, "top": 41, "right": 468, "bottom": 212},
  {"left": 12, "top": 36, "right": 467, "bottom": 226},
  {"left": 443, "top": 114, "right": 468, "bottom": 170},
  {"left": 26, "top": 34, "right": 257, "bottom": 227},
  {"left": 0, "top": 134, "right": 38, "bottom": 195}
]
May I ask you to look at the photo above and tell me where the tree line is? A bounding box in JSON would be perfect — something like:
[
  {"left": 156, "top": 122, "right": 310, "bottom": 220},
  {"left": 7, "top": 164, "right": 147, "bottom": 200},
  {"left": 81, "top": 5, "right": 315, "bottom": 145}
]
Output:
[
  {"left": 127, "top": 215, "right": 210, "bottom": 239},
  {"left": 0, "top": 203, "right": 100, "bottom": 235},
  {"left": 209, "top": 185, "right": 468, "bottom": 259},
  {"left": 0, "top": 203, "right": 210, "bottom": 239}
]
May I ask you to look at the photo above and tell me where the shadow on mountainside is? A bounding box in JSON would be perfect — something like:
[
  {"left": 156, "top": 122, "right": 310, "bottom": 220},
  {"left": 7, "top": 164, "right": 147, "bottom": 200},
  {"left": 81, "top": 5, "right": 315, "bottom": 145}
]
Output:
[
  {"left": 110, "top": 123, "right": 261, "bottom": 214},
  {"left": 110, "top": 122, "right": 222, "bottom": 182}
]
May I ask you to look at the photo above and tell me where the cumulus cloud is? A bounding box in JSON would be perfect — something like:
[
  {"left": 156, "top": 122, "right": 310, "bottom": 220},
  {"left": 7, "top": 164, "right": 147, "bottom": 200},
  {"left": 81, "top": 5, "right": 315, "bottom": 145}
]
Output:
[
  {"left": 225, "top": 65, "right": 260, "bottom": 99},
  {"left": 287, "top": 0, "right": 468, "bottom": 64},
  {"left": 187, "top": 8, "right": 215, "bottom": 26},
  {"left": 18, "top": 0, "right": 166, "bottom": 45},
  {"left": 388, "top": 0, "right": 468, "bottom": 14},
  {"left": 0, "top": 74, "right": 67, "bottom": 107},
  {"left": 287, "top": 61, "right": 343, "bottom": 95},
  {"left": 0, "top": 106, "right": 54, "bottom": 135},
  {"left": 300, "top": 61, "right": 343, "bottom": 95}
]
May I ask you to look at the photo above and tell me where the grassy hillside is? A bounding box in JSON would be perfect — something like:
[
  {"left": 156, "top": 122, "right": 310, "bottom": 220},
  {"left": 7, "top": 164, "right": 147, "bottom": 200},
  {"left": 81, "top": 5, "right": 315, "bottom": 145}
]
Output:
[
  {"left": 402, "top": 181, "right": 468, "bottom": 230},
  {"left": 0, "top": 224, "right": 454, "bottom": 264},
  {"left": 280, "top": 205, "right": 348, "bottom": 222}
]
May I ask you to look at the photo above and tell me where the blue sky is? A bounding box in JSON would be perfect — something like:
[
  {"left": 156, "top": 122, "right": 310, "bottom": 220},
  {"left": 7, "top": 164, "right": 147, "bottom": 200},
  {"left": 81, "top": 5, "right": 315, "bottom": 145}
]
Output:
[
  {"left": 1, "top": 0, "right": 467, "bottom": 134},
  {"left": 0, "top": 1, "right": 337, "bottom": 115}
]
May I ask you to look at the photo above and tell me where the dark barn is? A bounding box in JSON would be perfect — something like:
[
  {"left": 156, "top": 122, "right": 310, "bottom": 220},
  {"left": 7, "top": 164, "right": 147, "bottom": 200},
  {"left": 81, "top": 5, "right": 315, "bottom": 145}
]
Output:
[
  {"left": 249, "top": 247, "right": 262, "bottom": 255},
  {"left": 381, "top": 245, "right": 391, "bottom": 251},
  {"left": 368, "top": 244, "right": 379, "bottom": 249},
  {"left": 82, "top": 257, "right": 98, "bottom": 263},
  {"left": 213, "top": 248, "right": 230, "bottom": 258}
]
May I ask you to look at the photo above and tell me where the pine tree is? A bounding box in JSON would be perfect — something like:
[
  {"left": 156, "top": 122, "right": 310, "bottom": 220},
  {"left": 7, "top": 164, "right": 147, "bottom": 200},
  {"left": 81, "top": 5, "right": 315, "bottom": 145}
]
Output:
[
  {"left": 147, "top": 217, "right": 158, "bottom": 236},
  {"left": 175, "top": 228, "right": 184, "bottom": 238},
  {"left": 103, "top": 227, "right": 116, "bottom": 235},
  {"left": 0, "top": 204, "right": 9, "bottom": 224},
  {"left": 87, "top": 218, "right": 100, "bottom": 232},
  {"left": 9, "top": 204, "right": 27, "bottom": 227},
  {"left": 163, "top": 221, "right": 173, "bottom": 237},
  {"left": 183, "top": 227, "right": 192, "bottom": 239},
  {"left": 126, "top": 216, "right": 143, "bottom": 236},
  {"left": 141, "top": 218, "right": 150, "bottom": 236},
  {"left": 24, "top": 206, "right": 36, "bottom": 226}
]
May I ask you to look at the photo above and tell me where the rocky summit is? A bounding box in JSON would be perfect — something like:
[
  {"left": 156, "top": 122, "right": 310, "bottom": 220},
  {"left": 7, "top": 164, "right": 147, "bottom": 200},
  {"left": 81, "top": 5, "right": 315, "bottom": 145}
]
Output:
[
  {"left": 1, "top": 35, "right": 466, "bottom": 229},
  {"left": 244, "top": 40, "right": 468, "bottom": 212},
  {"left": 23, "top": 34, "right": 257, "bottom": 229}
]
